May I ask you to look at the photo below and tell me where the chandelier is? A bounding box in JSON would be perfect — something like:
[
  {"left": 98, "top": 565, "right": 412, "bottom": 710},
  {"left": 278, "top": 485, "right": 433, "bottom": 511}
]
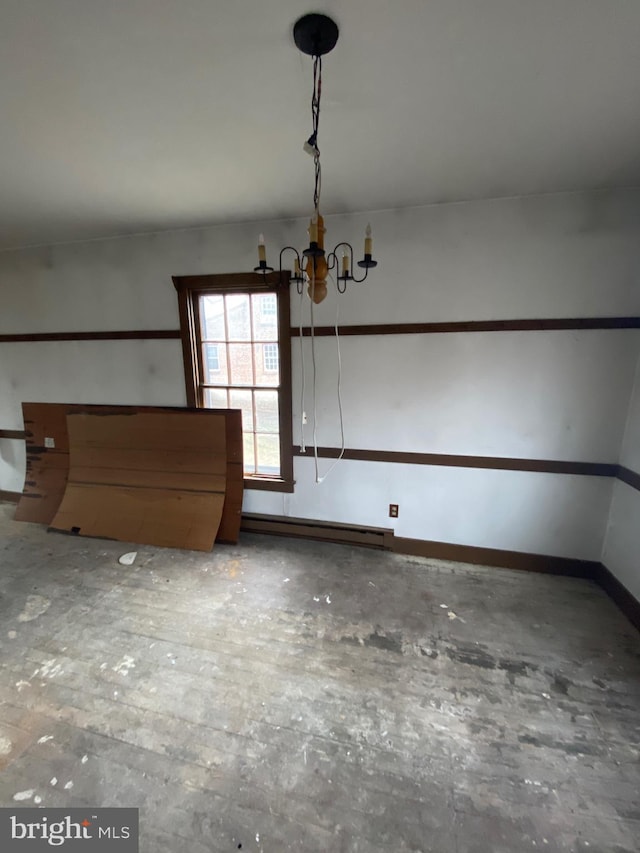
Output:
[{"left": 254, "top": 13, "right": 378, "bottom": 303}]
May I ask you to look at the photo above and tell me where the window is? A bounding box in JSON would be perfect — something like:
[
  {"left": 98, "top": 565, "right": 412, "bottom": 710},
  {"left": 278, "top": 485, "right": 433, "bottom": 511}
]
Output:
[
  {"left": 260, "top": 294, "right": 277, "bottom": 317},
  {"left": 173, "top": 272, "right": 293, "bottom": 492},
  {"left": 205, "top": 343, "right": 220, "bottom": 375},
  {"left": 263, "top": 343, "right": 279, "bottom": 372}
]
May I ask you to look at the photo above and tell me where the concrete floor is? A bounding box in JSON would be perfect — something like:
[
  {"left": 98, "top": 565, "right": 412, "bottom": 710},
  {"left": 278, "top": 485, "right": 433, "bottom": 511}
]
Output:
[{"left": 0, "top": 502, "right": 639, "bottom": 853}]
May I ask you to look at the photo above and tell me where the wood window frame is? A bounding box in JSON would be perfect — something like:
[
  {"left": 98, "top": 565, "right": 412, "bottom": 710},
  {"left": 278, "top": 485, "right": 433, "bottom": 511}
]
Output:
[{"left": 173, "top": 271, "right": 294, "bottom": 493}]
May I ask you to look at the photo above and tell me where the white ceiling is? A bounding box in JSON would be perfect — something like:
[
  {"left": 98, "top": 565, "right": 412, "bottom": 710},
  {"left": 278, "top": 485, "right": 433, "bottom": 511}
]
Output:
[{"left": 1, "top": 0, "right": 640, "bottom": 249}]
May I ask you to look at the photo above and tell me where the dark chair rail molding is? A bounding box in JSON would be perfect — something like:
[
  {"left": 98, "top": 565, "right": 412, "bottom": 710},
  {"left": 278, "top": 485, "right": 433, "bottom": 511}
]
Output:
[
  {"left": 0, "top": 330, "right": 181, "bottom": 343},
  {"left": 0, "top": 316, "right": 638, "bottom": 344},
  {"left": 292, "top": 316, "right": 640, "bottom": 337},
  {"left": 0, "top": 429, "right": 27, "bottom": 439},
  {"left": 618, "top": 466, "right": 640, "bottom": 492},
  {"left": 2, "top": 430, "right": 639, "bottom": 490},
  {"left": 294, "top": 446, "right": 619, "bottom": 477}
]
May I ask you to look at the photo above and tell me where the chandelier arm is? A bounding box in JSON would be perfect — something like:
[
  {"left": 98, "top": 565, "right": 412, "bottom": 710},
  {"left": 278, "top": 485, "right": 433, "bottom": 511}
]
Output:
[
  {"left": 350, "top": 264, "right": 370, "bottom": 284},
  {"left": 331, "top": 241, "right": 357, "bottom": 287},
  {"left": 331, "top": 241, "right": 354, "bottom": 257},
  {"left": 278, "top": 246, "right": 304, "bottom": 294},
  {"left": 278, "top": 245, "right": 302, "bottom": 269}
]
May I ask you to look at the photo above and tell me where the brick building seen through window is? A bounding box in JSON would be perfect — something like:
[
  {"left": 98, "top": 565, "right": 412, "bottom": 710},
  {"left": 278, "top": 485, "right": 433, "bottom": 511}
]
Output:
[
  {"left": 200, "top": 291, "right": 282, "bottom": 479},
  {"left": 173, "top": 272, "right": 293, "bottom": 491}
]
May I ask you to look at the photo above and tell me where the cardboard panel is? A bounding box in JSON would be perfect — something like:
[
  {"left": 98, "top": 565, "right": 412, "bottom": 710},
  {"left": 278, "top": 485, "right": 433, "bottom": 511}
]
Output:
[
  {"left": 217, "top": 408, "right": 243, "bottom": 544},
  {"left": 17, "top": 403, "right": 244, "bottom": 544},
  {"left": 50, "top": 411, "right": 228, "bottom": 551}
]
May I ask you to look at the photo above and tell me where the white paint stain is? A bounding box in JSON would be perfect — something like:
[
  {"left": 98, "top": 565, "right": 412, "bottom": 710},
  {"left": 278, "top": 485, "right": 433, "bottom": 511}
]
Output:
[
  {"left": 368, "top": 581, "right": 376, "bottom": 587},
  {"left": 34, "top": 659, "right": 64, "bottom": 679},
  {"left": 13, "top": 790, "right": 34, "bottom": 801},
  {"left": 15, "top": 681, "right": 31, "bottom": 692},
  {"left": 313, "top": 596, "right": 320, "bottom": 602},
  {"left": 283, "top": 578, "right": 290, "bottom": 583},
  {"left": 7, "top": 630, "right": 17, "bottom": 639},
  {"left": 17, "top": 595, "right": 51, "bottom": 623},
  {"left": 64, "top": 781, "right": 73, "bottom": 790},
  {"left": 37, "top": 736, "right": 54, "bottom": 744},
  {"left": 440, "top": 604, "right": 449, "bottom": 609},
  {"left": 325, "top": 595, "right": 331, "bottom": 604},
  {"left": 0, "top": 735, "right": 12, "bottom": 755},
  {"left": 256, "top": 833, "right": 260, "bottom": 843},
  {"left": 447, "top": 610, "right": 466, "bottom": 622},
  {"left": 50, "top": 778, "right": 58, "bottom": 786},
  {"left": 112, "top": 656, "right": 135, "bottom": 676},
  {"left": 81, "top": 755, "right": 88, "bottom": 764},
  {"left": 34, "top": 795, "right": 42, "bottom": 804},
  {"left": 118, "top": 551, "right": 137, "bottom": 566}
]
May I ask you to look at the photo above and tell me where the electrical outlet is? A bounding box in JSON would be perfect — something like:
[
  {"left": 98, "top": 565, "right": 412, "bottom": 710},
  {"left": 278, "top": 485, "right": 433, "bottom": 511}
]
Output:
[
  {"left": 389, "top": 504, "right": 399, "bottom": 518},
  {"left": 44, "top": 436, "right": 55, "bottom": 448}
]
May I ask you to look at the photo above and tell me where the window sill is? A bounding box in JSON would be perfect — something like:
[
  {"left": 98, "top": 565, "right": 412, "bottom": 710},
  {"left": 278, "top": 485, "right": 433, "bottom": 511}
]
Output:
[{"left": 244, "top": 476, "right": 295, "bottom": 493}]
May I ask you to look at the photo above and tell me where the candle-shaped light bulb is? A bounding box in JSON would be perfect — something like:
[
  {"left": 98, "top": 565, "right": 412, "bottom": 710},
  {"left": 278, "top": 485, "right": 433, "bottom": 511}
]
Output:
[
  {"left": 258, "top": 234, "right": 266, "bottom": 263},
  {"left": 294, "top": 257, "right": 301, "bottom": 277},
  {"left": 364, "top": 223, "right": 372, "bottom": 256},
  {"left": 308, "top": 216, "right": 318, "bottom": 244},
  {"left": 342, "top": 248, "right": 349, "bottom": 275}
]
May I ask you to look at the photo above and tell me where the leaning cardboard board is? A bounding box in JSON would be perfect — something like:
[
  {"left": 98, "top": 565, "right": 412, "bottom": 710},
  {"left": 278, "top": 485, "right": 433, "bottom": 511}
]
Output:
[
  {"left": 49, "top": 411, "right": 227, "bottom": 551},
  {"left": 16, "top": 403, "right": 243, "bottom": 545}
]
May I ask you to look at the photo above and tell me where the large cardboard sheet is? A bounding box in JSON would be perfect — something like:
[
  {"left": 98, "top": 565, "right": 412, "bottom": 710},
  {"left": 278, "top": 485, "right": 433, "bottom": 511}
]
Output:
[
  {"left": 49, "top": 411, "right": 227, "bottom": 551},
  {"left": 16, "top": 403, "right": 243, "bottom": 544}
]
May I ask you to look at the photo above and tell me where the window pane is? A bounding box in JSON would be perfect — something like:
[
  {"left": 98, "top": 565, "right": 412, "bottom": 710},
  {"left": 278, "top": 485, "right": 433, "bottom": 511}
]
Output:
[
  {"left": 202, "top": 343, "right": 228, "bottom": 384},
  {"left": 256, "top": 434, "right": 280, "bottom": 476},
  {"left": 254, "top": 390, "right": 279, "bottom": 434},
  {"left": 253, "top": 343, "right": 279, "bottom": 386},
  {"left": 228, "top": 343, "right": 254, "bottom": 385},
  {"left": 226, "top": 293, "right": 251, "bottom": 341},
  {"left": 251, "top": 293, "right": 278, "bottom": 341},
  {"left": 200, "top": 294, "right": 225, "bottom": 340},
  {"left": 204, "top": 388, "right": 228, "bottom": 408},
  {"left": 243, "top": 432, "right": 256, "bottom": 474},
  {"left": 229, "top": 388, "right": 254, "bottom": 432}
]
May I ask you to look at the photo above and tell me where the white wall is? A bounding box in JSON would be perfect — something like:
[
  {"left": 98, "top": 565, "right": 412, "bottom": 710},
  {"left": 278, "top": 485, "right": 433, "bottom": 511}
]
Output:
[
  {"left": 602, "top": 353, "right": 640, "bottom": 598},
  {"left": 1, "top": 188, "right": 639, "bottom": 560}
]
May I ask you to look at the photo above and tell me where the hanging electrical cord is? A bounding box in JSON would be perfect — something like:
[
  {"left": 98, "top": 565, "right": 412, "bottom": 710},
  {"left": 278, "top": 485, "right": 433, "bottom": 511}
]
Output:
[
  {"left": 298, "top": 283, "right": 307, "bottom": 453},
  {"left": 307, "top": 54, "right": 346, "bottom": 483},
  {"left": 314, "top": 269, "right": 345, "bottom": 484},
  {"left": 310, "top": 55, "right": 322, "bottom": 220},
  {"left": 309, "top": 264, "right": 321, "bottom": 482},
  {"left": 255, "top": 14, "right": 378, "bottom": 485}
]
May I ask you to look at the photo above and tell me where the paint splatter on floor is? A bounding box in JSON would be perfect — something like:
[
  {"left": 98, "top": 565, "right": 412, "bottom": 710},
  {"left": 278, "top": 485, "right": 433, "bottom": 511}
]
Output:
[
  {"left": 13, "top": 790, "right": 34, "bottom": 801},
  {"left": 17, "top": 594, "right": 50, "bottom": 622}
]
